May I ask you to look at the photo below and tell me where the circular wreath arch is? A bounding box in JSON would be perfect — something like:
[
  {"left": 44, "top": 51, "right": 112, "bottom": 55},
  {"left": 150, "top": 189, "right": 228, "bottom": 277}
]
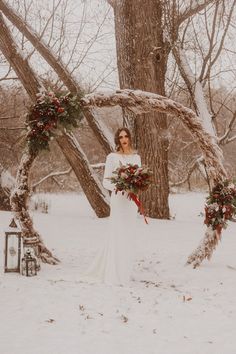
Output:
[{"left": 11, "top": 88, "right": 234, "bottom": 267}]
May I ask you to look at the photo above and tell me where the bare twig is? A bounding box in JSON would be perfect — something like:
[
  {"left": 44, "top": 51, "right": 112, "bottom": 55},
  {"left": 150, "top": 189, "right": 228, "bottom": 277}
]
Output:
[
  {"left": 177, "top": 0, "right": 216, "bottom": 27},
  {"left": 27, "top": 0, "right": 63, "bottom": 61},
  {"left": 170, "top": 156, "right": 205, "bottom": 187},
  {"left": 219, "top": 110, "right": 236, "bottom": 145},
  {"left": 32, "top": 167, "right": 72, "bottom": 190}
]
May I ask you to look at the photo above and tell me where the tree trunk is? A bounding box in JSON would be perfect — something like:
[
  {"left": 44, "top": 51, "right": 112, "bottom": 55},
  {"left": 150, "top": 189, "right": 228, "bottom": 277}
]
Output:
[
  {"left": 113, "top": 0, "right": 170, "bottom": 218},
  {"left": 56, "top": 132, "right": 110, "bottom": 217}
]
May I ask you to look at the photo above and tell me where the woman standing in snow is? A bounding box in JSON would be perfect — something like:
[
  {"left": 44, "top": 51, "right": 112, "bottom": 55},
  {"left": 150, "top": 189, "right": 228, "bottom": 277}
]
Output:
[{"left": 84, "top": 127, "right": 141, "bottom": 286}]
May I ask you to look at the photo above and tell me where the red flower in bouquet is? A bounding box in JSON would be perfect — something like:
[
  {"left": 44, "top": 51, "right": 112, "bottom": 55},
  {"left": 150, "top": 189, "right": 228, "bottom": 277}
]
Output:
[{"left": 108, "top": 163, "right": 153, "bottom": 223}]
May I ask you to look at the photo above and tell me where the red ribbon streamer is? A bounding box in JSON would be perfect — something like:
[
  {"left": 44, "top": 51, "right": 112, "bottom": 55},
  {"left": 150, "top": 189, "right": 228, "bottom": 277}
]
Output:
[
  {"left": 128, "top": 192, "right": 148, "bottom": 224},
  {"left": 215, "top": 224, "right": 222, "bottom": 240}
]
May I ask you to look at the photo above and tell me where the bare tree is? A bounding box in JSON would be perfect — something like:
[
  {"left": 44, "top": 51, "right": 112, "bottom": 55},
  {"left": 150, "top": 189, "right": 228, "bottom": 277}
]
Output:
[
  {"left": 107, "top": 0, "right": 224, "bottom": 218},
  {"left": 165, "top": 0, "right": 236, "bottom": 187},
  {"left": 0, "top": 11, "right": 110, "bottom": 264}
]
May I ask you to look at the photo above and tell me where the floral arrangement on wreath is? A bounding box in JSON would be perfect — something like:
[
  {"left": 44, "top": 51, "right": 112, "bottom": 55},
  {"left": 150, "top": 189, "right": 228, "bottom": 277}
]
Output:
[
  {"left": 204, "top": 180, "right": 236, "bottom": 236},
  {"left": 27, "top": 91, "right": 83, "bottom": 153},
  {"left": 108, "top": 163, "right": 153, "bottom": 223}
]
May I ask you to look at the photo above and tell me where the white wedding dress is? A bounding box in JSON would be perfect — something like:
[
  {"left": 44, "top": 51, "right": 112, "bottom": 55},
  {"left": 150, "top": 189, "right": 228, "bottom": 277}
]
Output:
[{"left": 84, "top": 152, "right": 141, "bottom": 286}]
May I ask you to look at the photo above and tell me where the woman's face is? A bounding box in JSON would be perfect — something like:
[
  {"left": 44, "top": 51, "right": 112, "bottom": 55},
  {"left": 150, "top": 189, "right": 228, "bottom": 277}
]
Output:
[{"left": 118, "top": 130, "right": 130, "bottom": 149}]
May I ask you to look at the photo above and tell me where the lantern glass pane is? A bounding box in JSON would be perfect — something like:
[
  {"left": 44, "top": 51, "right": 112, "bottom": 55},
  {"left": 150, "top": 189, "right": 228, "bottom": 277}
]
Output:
[{"left": 7, "top": 235, "right": 19, "bottom": 269}]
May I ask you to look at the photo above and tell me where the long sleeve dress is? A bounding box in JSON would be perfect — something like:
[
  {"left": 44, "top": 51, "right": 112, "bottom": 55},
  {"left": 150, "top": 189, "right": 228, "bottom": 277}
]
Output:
[{"left": 84, "top": 152, "right": 141, "bottom": 286}]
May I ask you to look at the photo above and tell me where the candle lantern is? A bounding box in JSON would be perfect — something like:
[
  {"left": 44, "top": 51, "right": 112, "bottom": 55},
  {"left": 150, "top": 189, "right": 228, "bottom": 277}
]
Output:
[
  {"left": 4, "top": 218, "right": 22, "bottom": 273},
  {"left": 21, "top": 248, "right": 37, "bottom": 276}
]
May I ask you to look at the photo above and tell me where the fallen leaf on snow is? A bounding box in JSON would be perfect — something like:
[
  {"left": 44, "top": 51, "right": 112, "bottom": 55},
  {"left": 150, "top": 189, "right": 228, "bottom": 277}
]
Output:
[
  {"left": 183, "top": 295, "right": 192, "bottom": 302},
  {"left": 227, "top": 265, "right": 236, "bottom": 271},
  {"left": 121, "top": 315, "right": 128, "bottom": 323},
  {"left": 45, "top": 318, "right": 55, "bottom": 323}
]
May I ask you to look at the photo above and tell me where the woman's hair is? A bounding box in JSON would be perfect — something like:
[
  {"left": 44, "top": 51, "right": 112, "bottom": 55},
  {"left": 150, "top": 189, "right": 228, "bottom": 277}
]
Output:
[{"left": 114, "top": 127, "right": 133, "bottom": 152}]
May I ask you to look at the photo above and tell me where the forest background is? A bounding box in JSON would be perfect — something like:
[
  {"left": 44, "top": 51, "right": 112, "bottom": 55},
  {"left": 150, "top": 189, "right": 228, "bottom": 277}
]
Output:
[{"left": 0, "top": 0, "right": 235, "bottom": 201}]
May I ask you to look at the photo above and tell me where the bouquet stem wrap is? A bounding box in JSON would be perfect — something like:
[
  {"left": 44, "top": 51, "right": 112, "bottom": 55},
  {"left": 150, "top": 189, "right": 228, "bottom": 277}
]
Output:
[{"left": 128, "top": 192, "right": 148, "bottom": 224}]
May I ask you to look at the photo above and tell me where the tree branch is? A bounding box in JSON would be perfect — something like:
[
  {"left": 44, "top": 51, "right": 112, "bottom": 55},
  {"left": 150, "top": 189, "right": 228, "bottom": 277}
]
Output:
[
  {"left": 219, "top": 110, "right": 236, "bottom": 145},
  {"left": 0, "top": 12, "right": 42, "bottom": 99},
  {"left": 107, "top": 0, "right": 116, "bottom": 8},
  {"left": 170, "top": 156, "right": 205, "bottom": 187},
  {"left": 172, "top": 44, "right": 217, "bottom": 138},
  {"left": 177, "top": 0, "right": 217, "bottom": 27},
  {"left": 202, "top": 0, "right": 236, "bottom": 82},
  {"left": 32, "top": 167, "right": 72, "bottom": 191}
]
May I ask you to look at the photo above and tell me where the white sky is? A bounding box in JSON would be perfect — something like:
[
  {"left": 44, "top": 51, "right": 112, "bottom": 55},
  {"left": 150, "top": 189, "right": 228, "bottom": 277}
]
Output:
[{"left": 0, "top": 0, "right": 235, "bottom": 93}]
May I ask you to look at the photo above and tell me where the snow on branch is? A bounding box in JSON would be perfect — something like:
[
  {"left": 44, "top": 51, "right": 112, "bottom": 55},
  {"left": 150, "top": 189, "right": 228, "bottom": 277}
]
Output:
[
  {"left": 32, "top": 168, "right": 72, "bottom": 191},
  {"left": 170, "top": 156, "right": 206, "bottom": 188},
  {"left": 172, "top": 45, "right": 216, "bottom": 138}
]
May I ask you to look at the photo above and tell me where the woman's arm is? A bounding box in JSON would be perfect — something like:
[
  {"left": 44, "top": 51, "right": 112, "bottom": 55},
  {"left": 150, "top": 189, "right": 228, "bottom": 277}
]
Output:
[
  {"left": 102, "top": 154, "right": 115, "bottom": 192},
  {"left": 136, "top": 154, "right": 141, "bottom": 167}
]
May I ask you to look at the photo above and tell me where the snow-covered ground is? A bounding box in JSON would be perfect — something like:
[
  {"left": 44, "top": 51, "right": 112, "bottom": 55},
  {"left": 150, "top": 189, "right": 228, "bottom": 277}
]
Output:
[{"left": 1, "top": 192, "right": 236, "bottom": 354}]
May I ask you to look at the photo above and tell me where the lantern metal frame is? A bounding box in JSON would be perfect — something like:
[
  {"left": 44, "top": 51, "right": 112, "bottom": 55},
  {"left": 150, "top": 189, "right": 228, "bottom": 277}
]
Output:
[
  {"left": 21, "top": 248, "right": 37, "bottom": 276},
  {"left": 4, "top": 218, "right": 22, "bottom": 273}
]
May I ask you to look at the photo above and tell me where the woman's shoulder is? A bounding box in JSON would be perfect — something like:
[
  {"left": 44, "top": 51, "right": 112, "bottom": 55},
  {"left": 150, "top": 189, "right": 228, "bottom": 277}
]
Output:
[
  {"left": 133, "top": 150, "right": 140, "bottom": 156},
  {"left": 107, "top": 152, "right": 116, "bottom": 158},
  {"left": 131, "top": 150, "right": 140, "bottom": 158},
  {"left": 105, "top": 152, "right": 117, "bottom": 161},
  {"left": 107, "top": 152, "right": 122, "bottom": 158}
]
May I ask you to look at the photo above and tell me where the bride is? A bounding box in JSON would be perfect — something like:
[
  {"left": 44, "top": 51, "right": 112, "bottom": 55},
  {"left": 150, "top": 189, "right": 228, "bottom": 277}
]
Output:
[{"left": 84, "top": 127, "right": 141, "bottom": 286}]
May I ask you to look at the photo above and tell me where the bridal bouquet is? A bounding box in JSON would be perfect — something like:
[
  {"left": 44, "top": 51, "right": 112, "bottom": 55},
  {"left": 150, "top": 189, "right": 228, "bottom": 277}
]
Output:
[{"left": 109, "top": 163, "right": 153, "bottom": 223}]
